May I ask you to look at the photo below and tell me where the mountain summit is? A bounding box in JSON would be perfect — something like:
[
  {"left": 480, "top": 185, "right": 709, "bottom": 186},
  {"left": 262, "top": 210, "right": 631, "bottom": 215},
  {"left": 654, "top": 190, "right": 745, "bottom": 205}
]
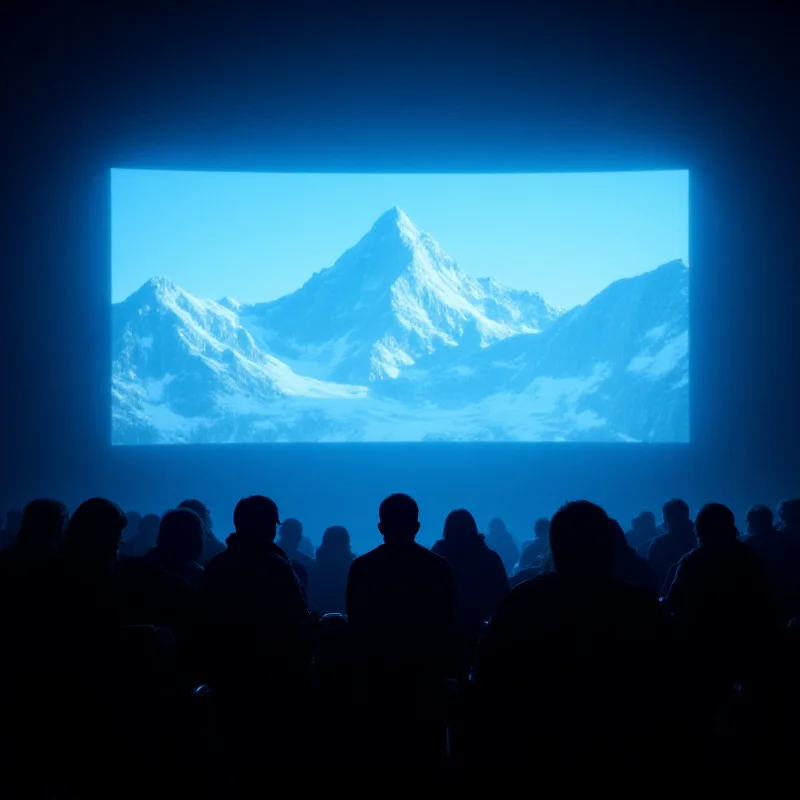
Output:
[{"left": 245, "top": 208, "right": 560, "bottom": 383}]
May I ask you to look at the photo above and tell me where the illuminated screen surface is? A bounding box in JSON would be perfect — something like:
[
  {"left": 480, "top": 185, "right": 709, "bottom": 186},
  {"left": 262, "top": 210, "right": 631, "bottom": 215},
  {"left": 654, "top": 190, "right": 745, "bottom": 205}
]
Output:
[{"left": 111, "top": 170, "right": 689, "bottom": 444}]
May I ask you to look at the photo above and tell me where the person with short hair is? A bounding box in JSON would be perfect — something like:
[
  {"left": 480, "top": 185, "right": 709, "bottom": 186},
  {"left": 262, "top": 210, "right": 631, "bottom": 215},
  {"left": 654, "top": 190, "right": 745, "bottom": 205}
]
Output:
[
  {"left": 474, "top": 501, "right": 667, "bottom": 779},
  {"left": 199, "top": 495, "right": 309, "bottom": 677},
  {"left": 198, "top": 495, "right": 310, "bottom": 773},
  {"left": 346, "top": 494, "right": 456, "bottom": 773}
]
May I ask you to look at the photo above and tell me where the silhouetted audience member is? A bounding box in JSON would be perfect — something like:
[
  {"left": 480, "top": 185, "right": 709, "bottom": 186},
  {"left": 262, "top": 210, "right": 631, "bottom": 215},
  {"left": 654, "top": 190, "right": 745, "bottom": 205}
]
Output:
[
  {"left": 743, "top": 504, "right": 800, "bottom": 621},
  {"left": 610, "top": 518, "right": 659, "bottom": 596},
  {"left": 744, "top": 504, "right": 776, "bottom": 536},
  {"left": 647, "top": 498, "right": 697, "bottom": 594},
  {"left": 42, "top": 499, "right": 128, "bottom": 650},
  {"left": 199, "top": 495, "right": 310, "bottom": 775},
  {"left": 666, "top": 504, "right": 774, "bottom": 631},
  {"left": 432, "top": 509, "right": 508, "bottom": 670},
  {"left": 145, "top": 508, "right": 205, "bottom": 589},
  {"left": 627, "top": 510, "right": 659, "bottom": 552},
  {"left": 42, "top": 498, "right": 128, "bottom": 671},
  {"left": 474, "top": 501, "right": 667, "bottom": 780},
  {"left": 511, "top": 520, "right": 555, "bottom": 588},
  {"left": 347, "top": 494, "right": 456, "bottom": 773},
  {"left": 116, "top": 558, "right": 198, "bottom": 654},
  {"left": 486, "top": 517, "right": 520, "bottom": 576},
  {"left": 309, "top": 525, "right": 354, "bottom": 615},
  {"left": 120, "top": 512, "right": 161, "bottom": 559},
  {"left": 277, "top": 517, "right": 314, "bottom": 589},
  {"left": 517, "top": 517, "right": 550, "bottom": 571},
  {"left": 665, "top": 502, "right": 777, "bottom": 718},
  {"left": 0, "top": 500, "right": 70, "bottom": 664},
  {"left": 62, "top": 498, "right": 127, "bottom": 576},
  {"left": 0, "top": 499, "right": 68, "bottom": 579},
  {"left": 178, "top": 498, "right": 225, "bottom": 566},
  {"left": 348, "top": 494, "right": 456, "bottom": 670},
  {"left": 3, "top": 499, "right": 123, "bottom": 796},
  {"left": 200, "top": 495, "right": 309, "bottom": 678},
  {"left": 42, "top": 500, "right": 130, "bottom": 791}
]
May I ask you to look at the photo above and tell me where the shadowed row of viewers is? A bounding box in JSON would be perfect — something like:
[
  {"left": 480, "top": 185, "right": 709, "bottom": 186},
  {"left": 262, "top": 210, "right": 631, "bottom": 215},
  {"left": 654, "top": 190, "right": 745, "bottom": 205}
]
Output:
[{"left": 2, "top": 494, "right": 800, "bottom": 794}]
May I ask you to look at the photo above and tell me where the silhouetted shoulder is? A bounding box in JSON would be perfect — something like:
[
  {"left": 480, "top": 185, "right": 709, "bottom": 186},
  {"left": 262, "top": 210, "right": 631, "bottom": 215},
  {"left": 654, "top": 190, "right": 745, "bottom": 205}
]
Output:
[
  {"left": 420, "top": 543, "right": 453, "bottom": 568},
  {"left": 507, "top": 570, "right": 560, "bottom": 600},
  {"left": 349, "top": 543, "right": 385, "bottom": 567},
  {"left": 486, "top": 546, "right": 509, "bottom": 572},
  {"left": 353, "top": 542, "right": 450, "bottom": 568},
  {"left": 203, "top": 548, "right": 229, "bottom": 572},
  {"left": 498, "top": 571, "right": 659, "bottom": 617}
]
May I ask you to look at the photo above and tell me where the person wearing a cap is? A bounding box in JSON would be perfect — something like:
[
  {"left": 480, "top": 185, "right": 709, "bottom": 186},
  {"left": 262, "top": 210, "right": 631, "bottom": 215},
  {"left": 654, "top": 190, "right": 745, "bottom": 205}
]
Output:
[{"left": 198, "top": 495, "right": 311, "bottom": 769}]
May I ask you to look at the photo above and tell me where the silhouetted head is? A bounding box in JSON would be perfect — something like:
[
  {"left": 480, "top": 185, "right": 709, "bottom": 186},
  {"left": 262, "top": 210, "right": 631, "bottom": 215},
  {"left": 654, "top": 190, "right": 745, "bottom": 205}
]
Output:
[
  {"left": 378, "top": 494, "right": 420, "bottom": 543},
  {"left": 157, "top": 508, "right": 204, "bottom": 564},
  {"left": 746, "top": 505, "right": 774, "bottom": 536},
  {"left": 277, "top": 518, "right": 303, "bottom": 551},
  {"left": 549, "top": 500, "right": 614, "bottom": 579},
  {"left": 317, "top": 525, "right": 353, "bottom": 561},
  {"left": 139, "top": 514, "right": 161, "bottom": 546},
  {"left": 633, "top": 511, "right": 656, "bottom": 531},
  {"left": 178, "top": 499, "right": 212, "bottom": 534},
  {"left": 233, "top": 495, "right": 280, "bottom": 541},
  {"left": 16, "top": 499, "right": 69, "bottom": 556},
  {"left": 488, "top": 518, "right": 508, "bottom": 538},
  {"left": 443, "top": 509, "right": 481, "bottom": 545},
  {"left": 777, "top": 499, "right": 800, "bottom": 530},
  {"left": 534, "top": 517, "right": 550, "bottom": 540},
  {"left": 695, "top": 503, "right": 737, "bottom": 546},
  {"left": 662, "top": 499, "right": 691, "bottom": 533},
  {"left": 64, "top": 498, "right": 127, "bottom": 566}
]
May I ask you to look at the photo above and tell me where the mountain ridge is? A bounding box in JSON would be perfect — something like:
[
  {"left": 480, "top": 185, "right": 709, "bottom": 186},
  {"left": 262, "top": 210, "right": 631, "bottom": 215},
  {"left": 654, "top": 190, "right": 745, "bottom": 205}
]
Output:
[
  {"left": 244, "top": 207, "right": 561, "bottom": 383},
  {"left": 111, "top": 209, "right": 688, "bottom": 444}
]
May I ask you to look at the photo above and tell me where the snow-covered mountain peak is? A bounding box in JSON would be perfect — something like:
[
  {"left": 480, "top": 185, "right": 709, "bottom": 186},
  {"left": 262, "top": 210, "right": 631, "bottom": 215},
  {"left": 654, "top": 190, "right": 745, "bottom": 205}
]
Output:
[
  {"left": 132, "top": 275, "right": 181, "bottom": 302},
  {"left": 370, "top": 205, "right": 416, "bottom": 237},
  {"left": 658, "top": 258, "right": 689, "bottom": 272},
  {"left": 243, "top": 207, "right": 563, "bottom": 383},
  {"left": 355, "top": 206, "right": 439, "bottom": 271}
]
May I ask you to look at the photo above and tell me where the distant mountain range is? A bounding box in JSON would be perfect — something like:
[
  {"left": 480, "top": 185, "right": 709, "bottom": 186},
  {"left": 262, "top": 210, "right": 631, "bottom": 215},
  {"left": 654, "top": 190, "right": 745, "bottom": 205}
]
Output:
[{"left": 112, "top": 207, "right": 689, "bottom": 444}]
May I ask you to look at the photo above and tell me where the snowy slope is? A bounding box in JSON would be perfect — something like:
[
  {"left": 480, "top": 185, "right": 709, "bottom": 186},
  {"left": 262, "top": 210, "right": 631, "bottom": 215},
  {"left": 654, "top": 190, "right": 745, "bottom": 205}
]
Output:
[
  {"left": 385, "top": 259, "right": 689, "bottom": 440},
  {"left": 112, "top": 278, "right": 368, "bottom": 444}
]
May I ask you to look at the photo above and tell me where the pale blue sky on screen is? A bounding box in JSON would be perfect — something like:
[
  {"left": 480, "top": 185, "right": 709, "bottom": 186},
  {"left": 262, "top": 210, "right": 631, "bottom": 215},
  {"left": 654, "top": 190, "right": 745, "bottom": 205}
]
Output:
[{"left": 111, "top": 169, "right": 688, "bottom": 309}]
